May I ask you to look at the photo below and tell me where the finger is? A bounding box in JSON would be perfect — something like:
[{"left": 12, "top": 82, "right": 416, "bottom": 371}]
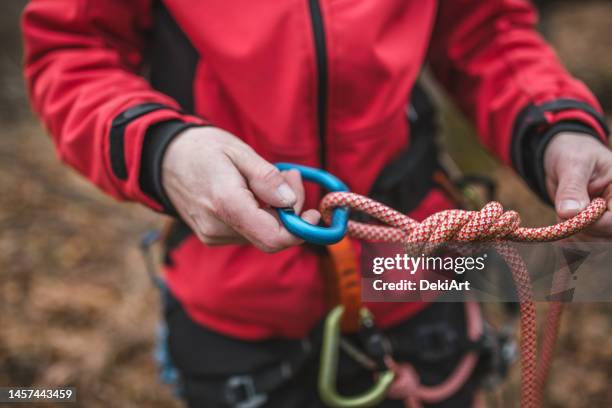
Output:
[
  {"left": 568, "top": 231, "right": 612, "bottom": 243},
  {"left": 264, "top": 207, "right": 321, "bottom": 238},
  {"left": 215, "top": 186, "right": 305, "bottom": 252},
  {"left": 256, "top": 208, "right": 323, "bottom": 251},
  {"left": 282, "top": 169, "right": 306, "bottom": 213},
  {"left": 603, "top": 183, "right": 612, "bottom": 214},
  {"left": 554, "top": 159, "right": 594, "bottom": 219},
  {"left": 587, "top": 154, "right": 612, "bottom": 196},
  {"left": 226, "top": 144, "right": 297, "bottom": 208},
  {"left": 184, "top": 207, "right": 249, "bottom": 245},
  {"left": 300, "top": 208, "right": 321, "bottom": 225},
  {"left": 578, "top": 211, "right": 612, "bottom": 239},
  {"left": 204, "top": 235, "right": 250, "bottom": 246}
]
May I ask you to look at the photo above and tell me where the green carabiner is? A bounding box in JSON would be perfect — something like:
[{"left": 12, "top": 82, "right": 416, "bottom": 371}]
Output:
[{"left": 318, "top": 306, "right": 396, "bottom": 408}]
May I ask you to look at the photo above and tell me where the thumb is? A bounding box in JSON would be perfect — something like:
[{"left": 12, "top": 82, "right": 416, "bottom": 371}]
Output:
[
  {"left": 554, "top": 161, "right": 592, "bottom": 219},
  {"left": 227, "top": 145, "right": 297, "bottom": 208}
]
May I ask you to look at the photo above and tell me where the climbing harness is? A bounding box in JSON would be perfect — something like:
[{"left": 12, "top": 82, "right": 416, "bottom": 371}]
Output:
[{"left": 275, "top": 163, "right": 606, "bottom": 408}]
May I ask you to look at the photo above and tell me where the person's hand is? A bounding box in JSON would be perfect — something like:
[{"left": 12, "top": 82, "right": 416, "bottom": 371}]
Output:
[
  {"left": 161, "top": 126, "right": 320, "bottom": 252},
  {"left": 544, "top": 132, "right": 612, "bottom": 240}
]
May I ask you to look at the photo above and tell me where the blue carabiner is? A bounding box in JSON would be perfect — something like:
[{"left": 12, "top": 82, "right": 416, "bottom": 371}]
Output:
[{"left": 275, "top": 163, "right": 349, "bottom": 245}]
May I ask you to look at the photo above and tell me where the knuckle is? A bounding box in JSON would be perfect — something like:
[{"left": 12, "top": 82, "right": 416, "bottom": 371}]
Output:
[
  {"left": 209, "top": 193, "right": 226, "bottom": 215},
  {"left": 566, "top": 152, "right": 588, "bottom": 167},
  {"left": 194, "top": 227, "right": 213, "bottom": 244},
  {"left": 258, "top": 165, "right": 282, "bottom": 185},
  {"left": 602, "top": 157, "right": 612, "bottom": 173},
  {"left": 208, "top": 185, "right": 226, "bottom": 205},
  {"left": 559, "top": 184, "right": 583, "bottom": 196},
  {"left": 189, "top": 211, "right": 225, "bottom": 245},
  {"left": 565, "top": 151, "right": 582, "bottom": 161},
  {"left": 199, "top": 224, "right": 214, "bottom": 238},
  {"left": 258, "top": 242, "right": 284, "bottom": 253},
  {"left": 255, "top": 234, "right": 284, "bottom": 253},
  {"left": 208, "top": 191, "right": 235, "bottom": 219},
  {"left": 194, "top": 223, "right": 216, "bottom": 244},
  {"left": 195, "top": 195, "right": 215, "bottom": 214},
  {"left": 256, "top": 243, "right": 276, "bottom": 253},
  {"left": 214, "top": 203, "right": 241, "bottom": 227},
  {"left": 196, "top": 232, "right": 212, "bottom": 244}
]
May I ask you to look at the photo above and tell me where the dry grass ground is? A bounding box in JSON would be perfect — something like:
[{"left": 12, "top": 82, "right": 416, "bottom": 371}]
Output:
[{"left": 0, "top": 123, "right": 180, "bottom": 407}]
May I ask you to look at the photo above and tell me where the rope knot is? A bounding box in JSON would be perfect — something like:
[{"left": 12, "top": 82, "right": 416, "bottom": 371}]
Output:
[{"left": 406, "top": 202, "right": 521, "bottom": 245}]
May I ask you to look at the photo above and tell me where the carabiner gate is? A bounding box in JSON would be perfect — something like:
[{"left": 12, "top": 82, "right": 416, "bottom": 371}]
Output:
[
  {"left": 275, "top": 163, "right": 349, "bottom": 245},
  {"left": 318, "top": 306, "right": 395, "bottom": 408}
]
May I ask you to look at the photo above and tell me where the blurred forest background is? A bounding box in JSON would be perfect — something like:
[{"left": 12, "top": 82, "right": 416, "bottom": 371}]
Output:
[{"left": 0, "top": 1, "right": 611, "bottom": 407}]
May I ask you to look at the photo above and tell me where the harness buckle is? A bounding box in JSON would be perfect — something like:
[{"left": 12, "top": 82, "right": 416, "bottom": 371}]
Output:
[
  {"left": 413, "top": 322, "right": 459, "bottom": 362},
  {"left": 225, "top": 375, "right": 268, "bottom": 408}
]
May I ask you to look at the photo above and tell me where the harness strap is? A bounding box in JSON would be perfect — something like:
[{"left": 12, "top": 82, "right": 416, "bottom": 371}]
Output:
[
  {"left": 224, "top": 339, "right": 313, "bottom": 408},
  {"left": 182, "top": 338, "right": 314, "bottom": 408},
  {"left": 386, "top": 301, "right": 483, "bottom": 407}
]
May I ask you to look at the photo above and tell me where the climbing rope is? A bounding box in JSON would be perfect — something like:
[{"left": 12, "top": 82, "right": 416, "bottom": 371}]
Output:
[
  {"left": 320, "top": 194, "right": 605, "bottom": 245},
  {"left": 319, "top": 194, "right": 606, "bottom": 408}
]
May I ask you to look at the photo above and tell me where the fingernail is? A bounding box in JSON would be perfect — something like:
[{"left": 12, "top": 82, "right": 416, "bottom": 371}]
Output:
[
  {"left": 277, "top": 183, "right": 296, "bottom": 205},
  {"left": 559, "top": 200, "right": 581, "bottom": 213}
]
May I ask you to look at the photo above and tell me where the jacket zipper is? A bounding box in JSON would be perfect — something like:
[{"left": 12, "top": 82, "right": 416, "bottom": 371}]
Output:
[{"left": 307, "top": 0, "right": 328, "bottom": 169}]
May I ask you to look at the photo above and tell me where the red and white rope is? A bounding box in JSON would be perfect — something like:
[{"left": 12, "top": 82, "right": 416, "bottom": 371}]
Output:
[
  {"left": 320, "top": 194, "right": 605, "bottom": 245},
  {"left": 319, "top": 193, "right": 606, "bottom": 408}
]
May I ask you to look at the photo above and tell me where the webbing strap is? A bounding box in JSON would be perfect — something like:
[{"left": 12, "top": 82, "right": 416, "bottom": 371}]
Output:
[{"left": 324, "top": 237, "right": 362, "bottom": 333}]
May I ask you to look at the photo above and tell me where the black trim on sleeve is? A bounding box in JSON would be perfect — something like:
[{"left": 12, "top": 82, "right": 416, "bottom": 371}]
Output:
[
  {"left": 109, "top": 103, "right": 171, "bottom": 180},
  {"left": 538, "top": 99, "right": 609, "bottom": 135},
  {"left": 511, "top": 99, "right": 609, "bottom": 204},
  {"left": 139, "top": 120, "right": 202, "bottom": 214}
]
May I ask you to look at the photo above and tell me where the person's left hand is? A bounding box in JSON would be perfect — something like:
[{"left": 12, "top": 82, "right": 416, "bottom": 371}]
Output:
[{"left": 544, "top": 132, "right": 612, "bottom": 240}]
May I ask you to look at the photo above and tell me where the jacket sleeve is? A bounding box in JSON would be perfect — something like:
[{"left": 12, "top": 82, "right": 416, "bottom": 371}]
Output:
[
  {"left": 22, "top": 0, "right": 207, "bottom": 212},
  {"left": 428, "top": 0, "right": 609, "bottom": 202}
]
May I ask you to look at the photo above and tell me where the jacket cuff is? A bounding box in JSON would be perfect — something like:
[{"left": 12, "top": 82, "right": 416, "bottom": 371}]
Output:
[
  {"left": 139, "top": 120, "right": 204, "bottom": 214},
  {"left": 511, "top": 99, "right": 609, "bottom": 204},
  {"left": 108, "top": 103, "right": 206, "bottom": 211}
]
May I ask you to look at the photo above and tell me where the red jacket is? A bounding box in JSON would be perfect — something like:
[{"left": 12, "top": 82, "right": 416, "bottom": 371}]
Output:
[{"left": 23, "top": 0, "right": 608, "bottom": 340}]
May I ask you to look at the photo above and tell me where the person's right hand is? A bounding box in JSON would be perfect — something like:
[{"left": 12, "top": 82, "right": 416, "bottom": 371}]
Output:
[{"left": 162, "top": 126, "right": 320, "bottom": 252}]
